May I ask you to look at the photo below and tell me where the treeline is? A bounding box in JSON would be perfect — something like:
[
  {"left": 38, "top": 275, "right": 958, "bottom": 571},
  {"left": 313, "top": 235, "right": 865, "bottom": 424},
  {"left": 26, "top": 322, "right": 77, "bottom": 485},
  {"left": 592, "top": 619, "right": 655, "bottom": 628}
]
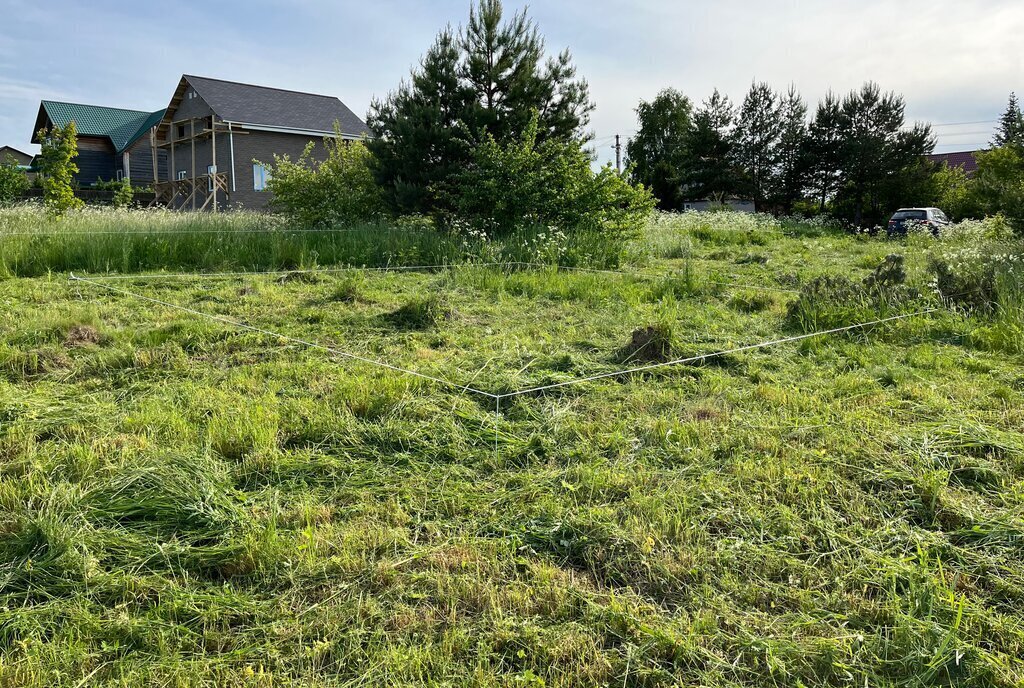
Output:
[{"left": 628, "top": 85, "right": 1024, "bottom": 229}]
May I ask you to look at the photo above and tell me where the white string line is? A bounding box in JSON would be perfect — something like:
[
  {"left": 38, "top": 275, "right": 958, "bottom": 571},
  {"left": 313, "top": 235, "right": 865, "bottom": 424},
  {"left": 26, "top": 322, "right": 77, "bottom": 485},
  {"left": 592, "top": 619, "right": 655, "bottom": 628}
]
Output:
[
  {"left": 62, "top": 262, "right": 798, "bottom": 295},
  {"left": 512, "top": 262, "right": 801, "bottom": 294},
  {"left": 70, "top": 271, "right": 943, "bottom": 403},
  {"left": 69, "top": 273, "right": 499, "bottom": 400},
  {"left": 0, "top": 226, "right": 432, "bottom": 237},
  {"left": 73, "top": 263, "right": 509, "bottom": 281},
  {"left": 495, "top": 309, "right": 939, "bottom": 399}
]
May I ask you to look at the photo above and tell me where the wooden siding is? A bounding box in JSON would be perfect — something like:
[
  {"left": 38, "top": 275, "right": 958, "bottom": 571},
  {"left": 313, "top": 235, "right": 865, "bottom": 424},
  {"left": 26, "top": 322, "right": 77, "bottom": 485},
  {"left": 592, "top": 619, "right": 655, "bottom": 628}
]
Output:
[
  {"left": 75, "top": 137, "right": 117, "bottom": 185},
  {"left": 124, "top": 132, "right": 168, "bottom": 184}
]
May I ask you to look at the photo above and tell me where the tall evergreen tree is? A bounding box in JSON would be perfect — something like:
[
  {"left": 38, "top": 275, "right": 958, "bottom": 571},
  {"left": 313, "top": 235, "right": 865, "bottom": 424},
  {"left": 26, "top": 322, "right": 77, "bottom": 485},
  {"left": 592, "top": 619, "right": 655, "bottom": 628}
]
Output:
[
  {"left": 733, "top": 82, "right": 782, "bottom": 209},
  {"left": 368, "top": 0, "right": 594, "bottom": 213},
  {"left": 806, "top": 93, "right": 844, "bottom": 212},
  {"left": 367, "top": 30, "right": 473, "bottom": 212},
  {"left": 992, "top": 92, "right": 1024, "bottom": 149},
  {"left": 625, "top": 88, "right": 693, "bottom": 209},
  {"left": 680, "top": 90, "right": 739, "bottom": 203},
  {"left": 773, "top": 85, "right": 809, "bottom": 212},
  {"left": 833, "top": 82, "right": 935, "bottom": 226}
]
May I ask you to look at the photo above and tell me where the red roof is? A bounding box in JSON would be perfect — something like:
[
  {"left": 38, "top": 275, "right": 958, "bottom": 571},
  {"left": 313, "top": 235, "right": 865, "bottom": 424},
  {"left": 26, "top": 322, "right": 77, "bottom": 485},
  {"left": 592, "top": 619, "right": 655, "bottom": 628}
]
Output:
[{"left": 927, "top": 150, "right": 981, "bottom": 176}]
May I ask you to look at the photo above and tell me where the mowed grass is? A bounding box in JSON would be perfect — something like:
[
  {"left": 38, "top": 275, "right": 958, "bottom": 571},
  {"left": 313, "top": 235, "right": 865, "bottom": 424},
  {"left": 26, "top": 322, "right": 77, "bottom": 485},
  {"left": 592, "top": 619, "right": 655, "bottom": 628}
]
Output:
[{"left": 1, "top": 213, "right": 1023, "bottom": 686}]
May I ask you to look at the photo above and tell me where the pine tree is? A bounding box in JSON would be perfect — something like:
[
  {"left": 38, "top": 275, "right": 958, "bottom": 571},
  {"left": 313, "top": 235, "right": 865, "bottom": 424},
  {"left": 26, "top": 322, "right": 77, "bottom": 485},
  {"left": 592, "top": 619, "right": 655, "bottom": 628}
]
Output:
[
  {"left": 992, "top": 92, "right": 1024, "bottom": 149},
  {"left": 806, "top": 92, "right": 844, "bottom": 212},
  {"left": 368, "top": 0, "right": 594, "bottom": 213},
  {"left": 680, "top": 90, "right": 739, "bottom": 204},
  {"left": 625, "top": 88, "right": 693, "bottom": 210},
  {"left": 833, "top": 83, "right": 934, "bottom": 226},
  {"left": 733, "top": 82, "right": 782, "bottom": 209},
  {"left": 772, "top": 85, "right": 809, "bottom": 212},
  {"left": 367, "top": 29, "right": 473, "bottom": 213}
]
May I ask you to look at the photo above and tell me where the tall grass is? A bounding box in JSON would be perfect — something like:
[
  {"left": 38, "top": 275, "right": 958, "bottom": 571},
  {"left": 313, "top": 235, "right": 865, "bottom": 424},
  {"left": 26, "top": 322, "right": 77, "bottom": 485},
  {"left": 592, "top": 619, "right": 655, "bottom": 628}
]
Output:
[
  {"left": 0, "top": 206, "right": 468, "bottom": 277},
  {"left": 926, "top": 216, "right": 1024, "bottom": 354},
  {"left": 0, "top": 206, "right": 641, "bottom": 276}
]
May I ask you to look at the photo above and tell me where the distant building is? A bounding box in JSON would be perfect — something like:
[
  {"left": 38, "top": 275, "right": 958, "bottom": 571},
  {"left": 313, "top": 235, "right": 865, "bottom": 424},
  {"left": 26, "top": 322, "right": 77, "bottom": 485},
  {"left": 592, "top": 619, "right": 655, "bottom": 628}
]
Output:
[
  {"left": 927, "top": 150, "right": 981, "bottom": 177},
  {"left": 28, "top": 74, "right": 370, "bottom": 210},
  {"left": 31, "top": 101, "right": 166, "bottom": 186},
  {"left": 152, "top": 74, "right": 370, "bottom": 210},
  {"left": 0, "top": 145, "right": 33, "bottom": 168}
]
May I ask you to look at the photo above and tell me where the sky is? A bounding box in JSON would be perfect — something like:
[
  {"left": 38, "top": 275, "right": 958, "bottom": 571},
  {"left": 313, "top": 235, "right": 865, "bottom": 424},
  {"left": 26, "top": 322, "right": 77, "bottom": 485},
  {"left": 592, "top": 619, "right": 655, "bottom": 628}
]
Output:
[{"left": 1, "top": 0, "right": 1021, "bottom": 167}]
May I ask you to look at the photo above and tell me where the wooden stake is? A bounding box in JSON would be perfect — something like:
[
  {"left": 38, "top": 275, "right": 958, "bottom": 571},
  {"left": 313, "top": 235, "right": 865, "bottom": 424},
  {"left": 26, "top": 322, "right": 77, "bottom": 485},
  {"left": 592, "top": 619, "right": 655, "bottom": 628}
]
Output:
[
  {"left": 190, "top": 119, "right": 196, "bottom": 211},
  {"left": 150, "top": 127, "right": 158, "bottom": 184},
  {"left": 211, "top": 116, "right": 217, "bottom": 213}
]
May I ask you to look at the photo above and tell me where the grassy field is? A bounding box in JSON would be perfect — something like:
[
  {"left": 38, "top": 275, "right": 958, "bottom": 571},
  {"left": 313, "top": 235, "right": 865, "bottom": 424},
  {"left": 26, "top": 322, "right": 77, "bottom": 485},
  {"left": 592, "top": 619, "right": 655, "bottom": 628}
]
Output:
[{"left": 1, "top": 209, "right": 1023, "bottom": 686}]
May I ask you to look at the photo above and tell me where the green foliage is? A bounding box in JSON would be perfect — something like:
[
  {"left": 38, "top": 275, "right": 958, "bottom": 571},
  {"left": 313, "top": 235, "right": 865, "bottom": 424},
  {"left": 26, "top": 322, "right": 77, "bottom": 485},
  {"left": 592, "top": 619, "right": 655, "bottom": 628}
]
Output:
[
  {"left": 386, "top": 293, "right": 451, "bottom": 329},
  {"left": 680, "top": 90, "right": 739, "bottom": 203},
  {"left": 0, "top": 207, "right": 463, "bottom": 277},
  {"left": 449, "top": 117, "right": 654, "bottom": 241},
  {"left": 971, "top": 144, "right": 1024, "bottom": 232},
  {"left": 36, "top": 121, "right": 84, "bottom": 217},
  {"left": 0, "top": 154, "right": 29, "bottom": 207},
  {"left": 733, "top": 82, "right": 782, "bottom": 208},
  {"left": 626, "top": 88, "right": 693, "bottom": 210},
  {"left": 992, "top": 92, "right": 1024, "bottom": 148},
  {"left": 628, "top": 82, "right": 934, "bottom": 224},
  {"left": 368, "top": 0, "right": 594, "bottom": 213},
  {"left": 828, "top": 83, "right": 936, "bottom": 227},
  {"left": 931, "top": 163, "right": 983, "bottom": 221},
  {"left": 805, "top": 93, "right": 845, "bottom": 212},
  {"left": 786, "top": 254, "right": 918, "bottom": 331},
  {"left": 266, "top": 134, "right": 386, "bottom": 228},
  {"left": 112, "top": 178, "right": 133, "bottom": 209},
  {"left": 928, "top": 217, "right": 1024, "bottom": 353},
  {"left": 92, "top": 178, "right": 151, "bottom": 195},
  {"left": 774, "top": 86, "right": 811, "bottom": 213}
]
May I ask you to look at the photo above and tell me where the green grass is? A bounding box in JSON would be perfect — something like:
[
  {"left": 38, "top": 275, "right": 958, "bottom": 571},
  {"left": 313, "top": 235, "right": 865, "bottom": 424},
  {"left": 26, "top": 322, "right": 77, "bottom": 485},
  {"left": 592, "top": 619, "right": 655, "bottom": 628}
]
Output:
[{"left": 1, "top": 210, "right": 1023, "bottom": 686}]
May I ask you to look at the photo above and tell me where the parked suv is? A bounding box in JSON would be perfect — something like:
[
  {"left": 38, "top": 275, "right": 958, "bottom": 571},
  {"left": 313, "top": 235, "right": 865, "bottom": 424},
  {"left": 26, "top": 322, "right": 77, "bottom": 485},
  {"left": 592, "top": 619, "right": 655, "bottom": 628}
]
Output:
[{"left": 887, "top": 208, "right": 950, "bottom": 237}]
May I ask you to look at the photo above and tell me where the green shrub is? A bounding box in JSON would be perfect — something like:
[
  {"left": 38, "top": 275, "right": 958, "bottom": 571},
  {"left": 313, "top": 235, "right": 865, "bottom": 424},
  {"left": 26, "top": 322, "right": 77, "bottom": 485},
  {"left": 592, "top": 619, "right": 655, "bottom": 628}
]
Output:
[
  {"left": 37, "top": 121, "right": 84, "bottom": 217},
  {"left": 448, "top": 115, "right": 654, "bottom": 241},
  {"left": 786, "top": 255, "right": 918, "bottom": 331},
  {"left": 265, "top": 131, "right": 386, "bottom": 228},
  {"left": 0, "top": 154, "right": 29, "bottom": 207},
  {"left": 972, "top": 145, "right": 1024, "bottom": 233},
  {"left": 112, "top": 178, "right": 133, "bottom": 209},
  {"left": 931, "top": 164, "right": 983, "bottom": 221},
  {"left": 929, "top": 217, "right": 1023, "bottom": 313}
]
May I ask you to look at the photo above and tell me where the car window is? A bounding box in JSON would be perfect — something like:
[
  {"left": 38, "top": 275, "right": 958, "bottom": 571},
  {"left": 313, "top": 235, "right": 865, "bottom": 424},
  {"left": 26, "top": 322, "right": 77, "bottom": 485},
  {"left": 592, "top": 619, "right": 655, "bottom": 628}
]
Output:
[
  {"left": 933, "top": 210, "right": 948, "bottom": 222},
  {"left": 892, "top": 210, "right": 926, "bottom": 220}
]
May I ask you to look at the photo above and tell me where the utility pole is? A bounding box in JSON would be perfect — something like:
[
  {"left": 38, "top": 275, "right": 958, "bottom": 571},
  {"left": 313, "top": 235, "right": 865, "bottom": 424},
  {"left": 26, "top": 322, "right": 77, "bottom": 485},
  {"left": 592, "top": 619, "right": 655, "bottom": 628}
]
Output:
[{"left": 614, "top": 134, "right": 622, "bottom": 174}]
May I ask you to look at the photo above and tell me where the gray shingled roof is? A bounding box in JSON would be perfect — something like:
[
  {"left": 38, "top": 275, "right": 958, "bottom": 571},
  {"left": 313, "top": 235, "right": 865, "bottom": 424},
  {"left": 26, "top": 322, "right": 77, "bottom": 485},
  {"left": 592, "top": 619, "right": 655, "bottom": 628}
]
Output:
[{"left": 184, "top": 75, "right": 370, "bottom": 137}]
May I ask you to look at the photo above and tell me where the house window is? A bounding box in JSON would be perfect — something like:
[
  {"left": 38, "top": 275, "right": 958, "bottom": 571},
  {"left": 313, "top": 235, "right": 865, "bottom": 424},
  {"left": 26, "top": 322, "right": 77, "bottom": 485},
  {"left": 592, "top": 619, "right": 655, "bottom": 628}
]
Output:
[
  {"left": 177, "top": 170, "right": 187, "bottom": 181},
  {"left": 116, "top": 169, "right": 124, "bottom": 181},
  {"left": 177, "top": 124, "right": 186, "bottom": 139},
  {"left": 253, "top": 163, "right": 270, "bottom": 191},
  {"left": 207, "top": 165, "right": 216, "bottom": 192}
]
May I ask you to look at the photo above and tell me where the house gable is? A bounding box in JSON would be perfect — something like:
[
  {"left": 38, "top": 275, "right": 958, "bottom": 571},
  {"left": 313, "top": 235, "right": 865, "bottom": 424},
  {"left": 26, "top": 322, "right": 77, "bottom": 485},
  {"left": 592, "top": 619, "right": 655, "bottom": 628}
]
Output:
[{"left": 0, "top": 146, "right": 33, "bottom": 167}]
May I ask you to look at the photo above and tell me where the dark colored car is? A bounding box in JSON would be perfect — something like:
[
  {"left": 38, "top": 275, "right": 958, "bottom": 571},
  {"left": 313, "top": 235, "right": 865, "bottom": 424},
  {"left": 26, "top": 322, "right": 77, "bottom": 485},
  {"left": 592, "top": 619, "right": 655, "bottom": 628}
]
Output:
[{"left": 887, "top": 208, "right": 950, "bottom": 237}]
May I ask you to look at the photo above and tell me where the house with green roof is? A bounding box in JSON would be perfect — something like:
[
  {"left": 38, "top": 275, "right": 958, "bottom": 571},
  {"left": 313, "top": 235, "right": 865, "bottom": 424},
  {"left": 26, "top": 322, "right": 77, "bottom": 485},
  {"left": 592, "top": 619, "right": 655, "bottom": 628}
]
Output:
[
  {"left": 28, "top": 73, "right": 370, "bottom": 209},
  {"left": 31, "top": 101, "right": 167, "bottom": 186}
]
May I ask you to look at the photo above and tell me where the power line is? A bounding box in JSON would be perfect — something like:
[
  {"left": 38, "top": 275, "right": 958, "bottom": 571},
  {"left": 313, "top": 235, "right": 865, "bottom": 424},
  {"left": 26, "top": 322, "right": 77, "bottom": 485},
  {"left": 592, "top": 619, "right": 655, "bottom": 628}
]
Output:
[
  {"left": 935, "top": 130, "right": 994, "bottom": 137},
  {"left": 929, "top": 119, "right": 998, "bottom": 128}
]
